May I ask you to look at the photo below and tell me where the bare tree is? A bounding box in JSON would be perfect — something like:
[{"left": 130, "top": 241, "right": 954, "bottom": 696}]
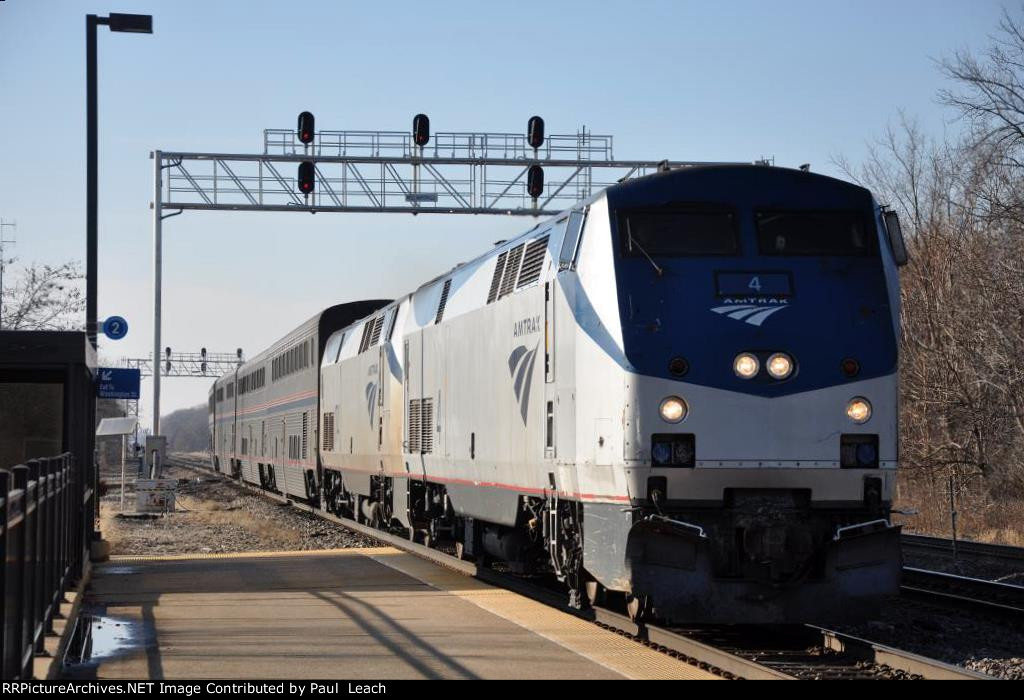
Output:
[
  {"left": 830, "top": 9, "right": 1024, "bottom": 513},
  {"left": 940, "top": 5, "right": 1024, "bottom": 228},
  {"left": 940, "top": 7, "right": 1024, "bottom": 172},
  {"left": 0, "top": 259, "right": 85, "bottom": 331}
]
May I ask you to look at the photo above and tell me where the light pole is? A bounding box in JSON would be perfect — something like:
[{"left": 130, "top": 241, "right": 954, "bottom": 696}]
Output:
[{"left": 86, "top": 13, "right": 152, "bottom": 348}]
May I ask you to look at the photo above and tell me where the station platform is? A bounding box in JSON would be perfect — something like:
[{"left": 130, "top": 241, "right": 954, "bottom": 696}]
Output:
[{"left": 70, "top": 547, "right": 716, "bottom": 680}]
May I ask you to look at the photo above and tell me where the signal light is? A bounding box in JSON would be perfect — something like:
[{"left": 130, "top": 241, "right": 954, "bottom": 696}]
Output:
[
  {"left": 413, "top": 113, "right": 430, "bottom": 147},
  {"left": 201, "top": 348, "right": 208, "bottom": 375},
  {"left": 527, "top": 165, "right": 544, "bottom": 199},
  {"left": 298, "top": 161, "right": 315, "bottom": 195},
  {"left": 297, "top": 111, "right": 315, "bottom": 145},
  {"left": 527, "top": 116, "right": 545, "bottom": 150},
  {"left": 165, "top": 347, "right": 172, "bottom": 375}
]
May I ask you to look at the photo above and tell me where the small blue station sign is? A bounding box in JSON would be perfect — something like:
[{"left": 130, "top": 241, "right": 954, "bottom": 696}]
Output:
[{"left": 96, "top": 368, "right": 141, "bottom": 400}]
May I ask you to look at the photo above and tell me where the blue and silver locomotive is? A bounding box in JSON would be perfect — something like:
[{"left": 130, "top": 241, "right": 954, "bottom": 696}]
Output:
[{"left": 210, "top": 164, "right": 908, "bottom": 623}]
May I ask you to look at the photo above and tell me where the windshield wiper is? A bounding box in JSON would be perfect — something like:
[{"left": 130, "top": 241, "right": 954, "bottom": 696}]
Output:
[{"left": 627, "top": 225, "right": 664, "bottom": 277}]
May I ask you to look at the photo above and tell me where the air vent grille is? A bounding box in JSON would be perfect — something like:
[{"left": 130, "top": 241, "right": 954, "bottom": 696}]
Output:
[
  {"left": 301, "top": 412, "right": 308, "bottom": 459},
  {"left": 420, "top": 398, "right": 434, "bottom": 454},
  {"left": 322, "top": 413, "right": 335, "bottom": 451},
  {"left": 487, "top": 252, "right": 507, "bottom": 304},
  {"left": 358, "top": 320, "right": 374, "bottom": 353},
  {"left": 498, "top": 244, "right": 525, "bottom": 299},
  {"left": 516, "top": 235, "right": 549, "bottom": 288},
  {"left": 435, "top": 279, "right": 452, "bottom": 324},
  {"left": 408, "top": 399, "right": 421, "bottom": 453},
  {"left": 369, "top": 315, "right": 384, "bottom": 346}
]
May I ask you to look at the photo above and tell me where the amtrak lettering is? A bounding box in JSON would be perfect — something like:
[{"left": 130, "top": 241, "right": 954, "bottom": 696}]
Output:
[
  {"left": 718, "top": 297, "right": 789, "bottom": 305},
  {"left": 513, "top": 315, "right": 541, "bottom": 337},
  {"left": 710, "top": 299, "right": 790, "bottom": 327}
]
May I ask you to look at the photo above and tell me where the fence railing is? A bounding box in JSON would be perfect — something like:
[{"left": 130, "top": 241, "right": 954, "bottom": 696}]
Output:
[{"left": 0, "top": 453, "right": 84, "bottom": 680}]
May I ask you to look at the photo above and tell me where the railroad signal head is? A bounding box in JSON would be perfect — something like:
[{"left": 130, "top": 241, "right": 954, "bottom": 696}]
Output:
[
  {"left": 527, "top": 116, "right": 545, "bottom": 150},
  {"left": 527, "top": 165, "right": 544, "bottom": 199},
  {"left": 413, "top": 113, "right": 430, "bottom": 147},
  {"left": 297, "top": 111, "right": 315, "bottom": 145},
  {"left": 298, "top": 161, "right": 315, "bottom": 195}
]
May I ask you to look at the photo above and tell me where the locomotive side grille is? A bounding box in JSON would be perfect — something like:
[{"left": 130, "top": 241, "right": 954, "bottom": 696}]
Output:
[
  {"left": 516, "top": 235, "right": 549, "bottom": 289},
  {"left": 487, "top": 252, "right": 507, "bottom": 304},
  {"left": 369, "top": 315, "right": 385, "bottom": 346},
  {"left": 435, "top": 279, "right": 452, "bottom": 324},
  {"left": 358, "top": 320, "right": 374, "bottom": 353},
  {"left": 421, "top": 398, "right": 434, "bottom": 454},
  {"left": 499, "top": 244, "right": 525, "bottom": 299},
  {"left": 322, "top": 412, "right": 335, "bottom": 451},
  {"left": 408, "top": 399, "right": 421, "bottom": 453}
]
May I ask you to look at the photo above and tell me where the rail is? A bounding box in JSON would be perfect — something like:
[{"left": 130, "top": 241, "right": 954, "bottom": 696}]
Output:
[
  {"left": 0, "top": 453, "right": 85, "bottom": 680},
  {"left": 902, "top": 533, "right": 1024, "bottom": 564},
  {"left": 900, "top": 567, "right": 1024, "bottom": 621}
]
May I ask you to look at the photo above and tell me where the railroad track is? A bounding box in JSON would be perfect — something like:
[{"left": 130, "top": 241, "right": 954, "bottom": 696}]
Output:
[
  {"left": 901, "top": 567, "right": 1024, "bottom": 623},
  {"left": 161, "top": 454, "right": 989, "bottom": 680},
  {"left": 902, "top": 533, "right": 1024, "bottom": 565}
]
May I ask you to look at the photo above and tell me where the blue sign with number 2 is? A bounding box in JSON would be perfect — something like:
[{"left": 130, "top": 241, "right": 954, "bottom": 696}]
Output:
[{"left": 103, "top": 316, "right": 129, "bottom": 340}]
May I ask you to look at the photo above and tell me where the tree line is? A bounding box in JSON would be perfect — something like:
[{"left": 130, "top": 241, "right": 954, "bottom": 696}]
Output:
[{"left": 838, "top": 8, "right": 1024, "bottom": 501}]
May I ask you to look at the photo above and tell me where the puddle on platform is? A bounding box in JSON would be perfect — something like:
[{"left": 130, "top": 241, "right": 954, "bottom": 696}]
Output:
[
  {"left": 98, "top": 566, "right": 141, "bottom": 575},
  {"left": 62, "top": 608, "right": 154, "bottom": 678}
]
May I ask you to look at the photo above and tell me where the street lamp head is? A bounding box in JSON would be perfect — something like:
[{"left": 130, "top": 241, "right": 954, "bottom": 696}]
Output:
[{"left": 107, "top": 13, "right": 153, "bottom": 33}]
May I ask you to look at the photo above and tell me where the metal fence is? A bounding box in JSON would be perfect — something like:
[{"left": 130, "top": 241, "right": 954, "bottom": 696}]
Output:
[{"left": 0, "top": 453, "right": 84, "bottom": 679}]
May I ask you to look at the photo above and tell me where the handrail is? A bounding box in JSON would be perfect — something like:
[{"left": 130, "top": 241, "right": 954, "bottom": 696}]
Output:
[{"left": 1, "top": 452, "right": 85, "bottom": 680}]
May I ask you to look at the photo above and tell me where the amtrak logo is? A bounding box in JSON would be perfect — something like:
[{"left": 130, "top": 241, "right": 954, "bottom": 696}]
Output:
[
  {"left": 711, "top": 304, "right": 788, "bottom": 327},
  {"left": 507, "top": 343, "right": 539, "bottom": 424},
  {"left": 364, "top": 382, "right": 377, "bottom": 427}
]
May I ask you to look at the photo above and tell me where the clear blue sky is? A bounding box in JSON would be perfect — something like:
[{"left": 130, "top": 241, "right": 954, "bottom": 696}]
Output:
[{"left": 0, "top": 0, "right": 1008, "bottom": 423}]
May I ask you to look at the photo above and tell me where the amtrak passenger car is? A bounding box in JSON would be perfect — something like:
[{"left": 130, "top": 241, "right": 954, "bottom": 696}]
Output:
[
  {"left": 211, "top": 165, "right": 908, "bottom": 623},
  {"left": 209, "top": 302, "right": 388, "bottom": 494}
]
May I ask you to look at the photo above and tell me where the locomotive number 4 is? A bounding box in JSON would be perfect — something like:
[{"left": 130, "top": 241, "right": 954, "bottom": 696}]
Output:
[{"left": 748, "top": 276, "right": 762, "bottom": 293}]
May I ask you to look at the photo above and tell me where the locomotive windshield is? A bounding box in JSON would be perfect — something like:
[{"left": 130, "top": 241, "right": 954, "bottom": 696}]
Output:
[
  {"left": 756, "top": 210, "right": 872, "bottom": 256},
  {"left": 620, "top": 209, "right": 738, "bottom": 256}
]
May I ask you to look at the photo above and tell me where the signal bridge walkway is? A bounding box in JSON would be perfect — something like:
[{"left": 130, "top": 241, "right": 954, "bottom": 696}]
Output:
[{"left": 67, "top": 547, "right": 716, "bottom": 680}]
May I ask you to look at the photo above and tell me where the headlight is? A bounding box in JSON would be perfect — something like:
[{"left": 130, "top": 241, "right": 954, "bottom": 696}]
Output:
[
  {"left": 846, "top": 397, "right": 872, "bottom": 424},
  {"left": 733, "top": 353, "right": 759, "bottom": 379},
  {"left": 766, "top": 353, "right": 793, "bottom": 379},
  {"left": 659, "top": 396, "right": 687, "bottom": 423}
]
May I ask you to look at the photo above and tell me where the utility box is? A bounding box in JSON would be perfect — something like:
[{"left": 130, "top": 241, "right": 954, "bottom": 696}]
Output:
[{"left": 145, "top": 435, "right": 167, "bottom": 478}]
